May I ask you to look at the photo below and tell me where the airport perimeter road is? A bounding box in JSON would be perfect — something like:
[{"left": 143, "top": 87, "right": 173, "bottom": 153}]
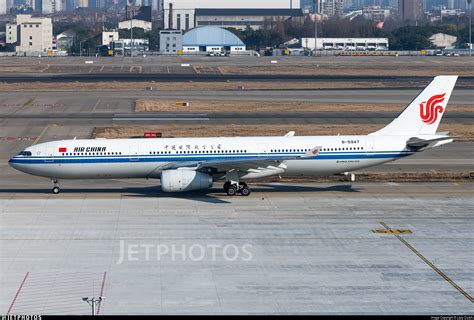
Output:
[
  {"left": 0, "top": 183, "right": 472, "bottom": 314},
  {"left": 2, "top": 74, "right": 474, "bottom": 83}
]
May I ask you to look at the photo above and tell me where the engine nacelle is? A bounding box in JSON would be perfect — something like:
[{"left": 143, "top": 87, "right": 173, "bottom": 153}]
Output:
[{"left": 161, "top": 170, "right": 213, "bottom": 192}]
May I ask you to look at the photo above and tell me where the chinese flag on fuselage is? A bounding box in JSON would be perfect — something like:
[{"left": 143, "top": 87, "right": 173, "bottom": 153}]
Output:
[{"left": 59, "top": 147, "right": 67, "bottom": 152}]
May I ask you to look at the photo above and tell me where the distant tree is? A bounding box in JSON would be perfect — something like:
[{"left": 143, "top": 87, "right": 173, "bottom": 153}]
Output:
[
  {"left": 146, "top": 28, "right": 160, "bottom": 51},
  {"left": 228, "top": 14, "right": 471, "bottom": 50},
  {"left": 0, "top": 43, "right": 16, "bottom": 52},
  {"left": 389, "top": 26, "right": 435, "bottom": 50},
  {"left": 119, "top": 27, "right": 146, "bottom": 39}
]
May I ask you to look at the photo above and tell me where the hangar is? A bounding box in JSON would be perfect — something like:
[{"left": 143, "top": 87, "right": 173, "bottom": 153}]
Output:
[
  {"left": 163, "top": 0, "right": 301, "bottom": 30},
  {"left": 194, "top": 8, "right": 304, "bottom": 30},
  {"left": 182, "top": 26, "right": 246, "bottom": 54}
]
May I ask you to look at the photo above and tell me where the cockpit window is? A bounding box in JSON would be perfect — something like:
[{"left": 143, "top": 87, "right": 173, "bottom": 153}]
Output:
[{"left": 18, "top": 151, "right": 32, "bottom": 156}]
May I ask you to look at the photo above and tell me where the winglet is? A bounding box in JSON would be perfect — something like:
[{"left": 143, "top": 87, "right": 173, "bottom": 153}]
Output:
[
  {"left": 284, "top": 131, "right": 295, "bottom": 137},
  {"left": 300, "top": 146, "right": 321, "bottom": 158}
]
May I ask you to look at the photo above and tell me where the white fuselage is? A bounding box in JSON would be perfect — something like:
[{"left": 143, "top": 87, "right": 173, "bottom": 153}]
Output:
[{"left": 9, "top": 135, "right": 415, "bottom": 180}]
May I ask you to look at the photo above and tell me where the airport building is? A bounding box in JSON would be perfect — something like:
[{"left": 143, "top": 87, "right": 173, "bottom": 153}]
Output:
[
  {"left": 121, "top": 38, "right": 149, "bottom": 52},
  {"left": 119, "top": 4, "right": 153, "bottom": 31},
  {"left": 301, "top": 37, "right": 389, "bottom": 50},
  {"left": 6, "top": 22, "right": 18, "bottom": 44},
  {"left": 42, "top": 0, "right": 62, "bottom": 14},
  {"left": 55, "top": 29, "right": 75, "bottom": 52},
  {"left": 362, "top": 6, "right": 391, "bottom": 21},
  {"left": 159, "top": 29, "right": 183, "bottom": 53},
  {"left": 163, "top": 0, "right": 301, "bottom": 31},
  {"left": 429, "top": 33, "right": 457, "bottom": 49},
  {"left": 318, "top": 0, "right": 344, "bottom": 17},
  {"left": 102, "top": 31, "right": 119, "bottom": 47},
  {"left": 0, "top": 0, "right": 6, "bottom": 15},
  {"left": 398, "top": 0, "right": 424, "bottom": 22},
  {"left": 118, "top": 19, "right": 152, "bottom": 31},
  {"left": 182, "top": 26, "right": 246, "bottom": 53},
  {"left": 194, "top": 8, "right": 304, "bottom": 30},
  {"left": 7, "top": 14, "right": 53, "bottom": 55}
]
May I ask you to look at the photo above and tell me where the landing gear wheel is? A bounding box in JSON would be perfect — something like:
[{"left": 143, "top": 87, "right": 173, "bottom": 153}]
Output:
[
  {"left": 240, "top": 186, "right": 251, "bottom": 196},
  {"left": 238, "top": 182, "right": 251, "bottom": 196},
  {"left": 226, "top": 185, "right": 237, "bottom": 196},
  {"left": 52, "top": 186, "right": 60, "bottom": 194}
]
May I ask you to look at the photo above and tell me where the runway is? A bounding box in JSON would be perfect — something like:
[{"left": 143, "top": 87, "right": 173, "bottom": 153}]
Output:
[
  {"left": 1, "top": 111, "right": 472, "bottom": 124},
  {"left": 1, "top": 88, "right": 473, "bottom": 106}
]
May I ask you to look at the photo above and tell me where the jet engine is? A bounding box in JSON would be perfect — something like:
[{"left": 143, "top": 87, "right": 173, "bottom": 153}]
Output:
[{"left": 161, "top": 170, "right": 213, "bottom": 192}]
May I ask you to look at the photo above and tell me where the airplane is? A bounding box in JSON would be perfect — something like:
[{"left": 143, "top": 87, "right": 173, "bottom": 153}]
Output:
[{"left": 9, "top": 75, "right": 457, "bottom": 196}]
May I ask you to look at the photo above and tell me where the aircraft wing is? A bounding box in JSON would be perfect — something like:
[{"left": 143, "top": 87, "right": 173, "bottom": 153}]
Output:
[{"left": 162, "top": 146, "right": 321, "bottom": 173}]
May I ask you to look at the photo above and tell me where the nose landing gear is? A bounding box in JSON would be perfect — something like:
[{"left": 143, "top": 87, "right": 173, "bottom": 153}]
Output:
[
  {"left": 223, "top": 181, "right": 251, "bottom": 196},
  {"left": 51, "top": 179, "right": 60, "bottom": 194}
]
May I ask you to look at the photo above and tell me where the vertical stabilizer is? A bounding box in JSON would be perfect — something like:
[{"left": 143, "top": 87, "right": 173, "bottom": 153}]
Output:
[{"left": 370, "top": 75, "right": 458, "bottom": 135}]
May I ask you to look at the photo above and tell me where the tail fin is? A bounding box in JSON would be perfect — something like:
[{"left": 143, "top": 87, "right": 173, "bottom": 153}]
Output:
[{"left": 370, "top": 75, "right": 458, "bottom": 136}]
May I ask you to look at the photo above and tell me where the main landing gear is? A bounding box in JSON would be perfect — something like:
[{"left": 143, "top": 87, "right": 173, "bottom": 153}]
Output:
[
  {"left": 343, "top": 172, "right": 356, "bottom": 182},
  {"left": 223, "top": 181, "right": 251, "bottom": 196},
  {"left": 51, "top": 179, "right": 60, "bottom": 194}
]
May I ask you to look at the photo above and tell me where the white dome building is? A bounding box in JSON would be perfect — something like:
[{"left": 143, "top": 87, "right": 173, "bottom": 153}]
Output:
[{"left": 182, "top": 26, "right": 246, "bottom": 54}]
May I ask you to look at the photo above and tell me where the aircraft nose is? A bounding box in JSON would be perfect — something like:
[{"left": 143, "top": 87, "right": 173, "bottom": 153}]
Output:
[{"left": 8, "top": 157, "right": 18, "bottom": 169}]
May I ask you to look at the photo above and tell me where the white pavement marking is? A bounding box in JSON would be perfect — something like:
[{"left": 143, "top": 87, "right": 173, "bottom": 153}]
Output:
[{"left": 112, "top": 118, "right": 210, "bottom": 121}]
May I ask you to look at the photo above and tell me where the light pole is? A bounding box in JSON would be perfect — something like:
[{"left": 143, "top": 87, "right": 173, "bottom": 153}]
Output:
[
  {"left": 314, "top": 0, "right": 318, "bottom": 56},
  {"left": 80, "top": 40, "right": 84, "bottom": 57},
  {"left": 82, "top": 296, "right": 104, "bottom": 316},
  {"left": 130, "top": 13, "right": 134, "bottom": 56},
  {"left": 469, "top": 0, "right": 472, "bottom": 57}
]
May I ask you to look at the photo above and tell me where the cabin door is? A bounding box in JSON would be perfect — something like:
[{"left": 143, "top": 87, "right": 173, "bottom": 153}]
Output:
[
  {"left": 129, "top": 145, "right": 139, "bottom": 161},
  {"left": 45, "top": 147, "right": 54, "bottom": 163}
]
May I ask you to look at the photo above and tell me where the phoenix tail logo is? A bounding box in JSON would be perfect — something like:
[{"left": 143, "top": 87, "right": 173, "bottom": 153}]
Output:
[{"left": 419, "top": 93, "right": 446, "bottom": 124}]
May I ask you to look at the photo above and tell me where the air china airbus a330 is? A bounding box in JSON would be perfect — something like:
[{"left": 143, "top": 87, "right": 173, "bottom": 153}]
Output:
[{"left": 9, "top": 76, "right": 457, "bottom": 196}]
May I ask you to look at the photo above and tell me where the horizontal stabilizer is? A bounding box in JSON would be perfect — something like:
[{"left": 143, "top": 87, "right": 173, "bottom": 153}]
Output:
[{"left": 407, "top": 136, "right": 453, "bottom": 148}]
